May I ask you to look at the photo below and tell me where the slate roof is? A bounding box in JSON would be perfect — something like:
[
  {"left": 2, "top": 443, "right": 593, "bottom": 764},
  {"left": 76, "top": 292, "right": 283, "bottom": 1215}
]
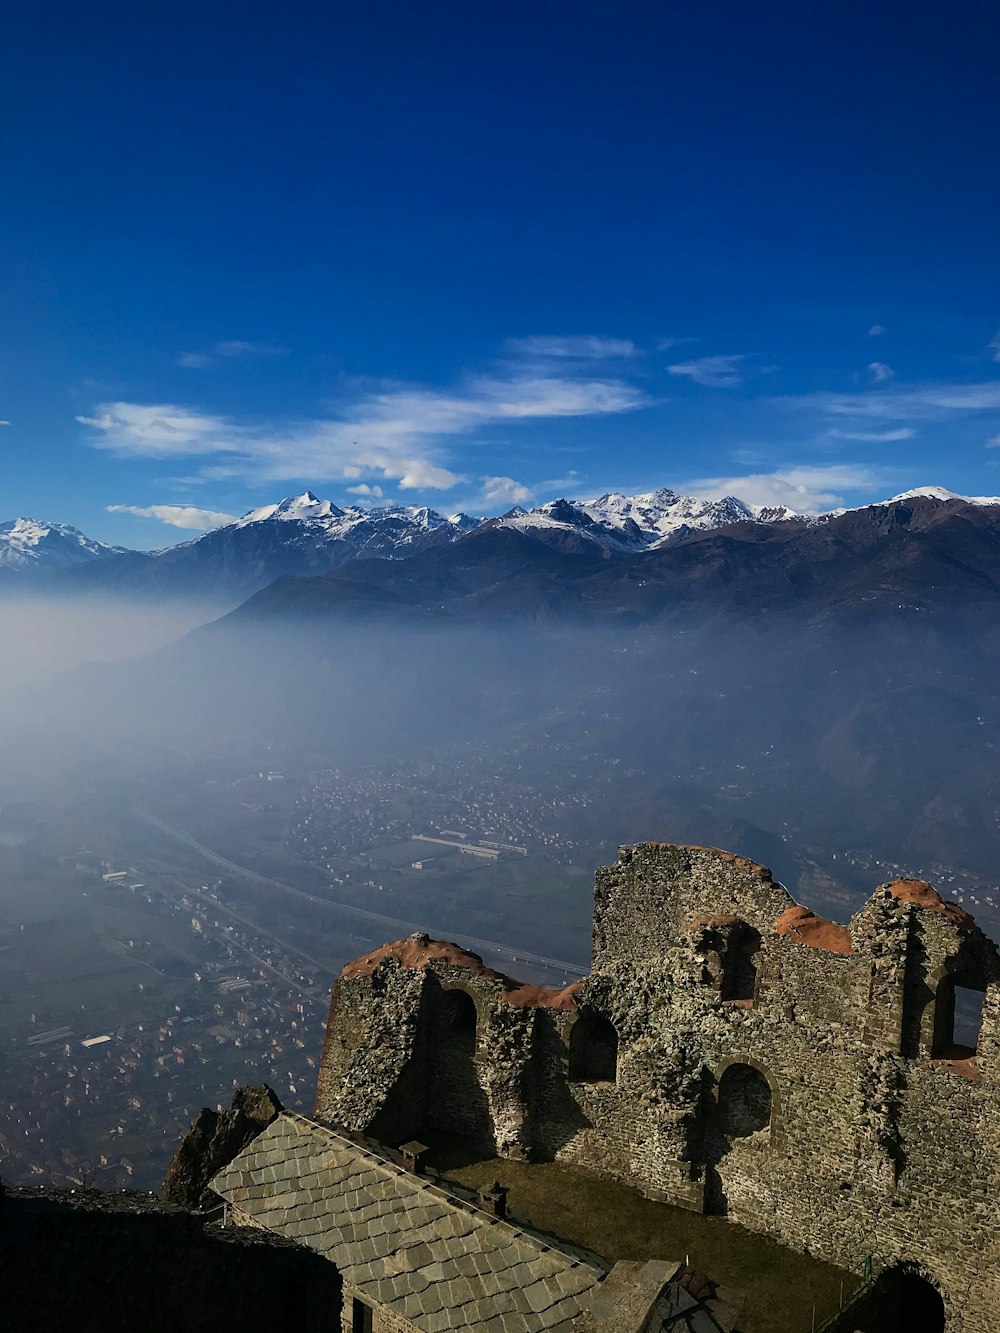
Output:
[{"left": 210, "top": 1112, "right": 606, "bottom": 1332}]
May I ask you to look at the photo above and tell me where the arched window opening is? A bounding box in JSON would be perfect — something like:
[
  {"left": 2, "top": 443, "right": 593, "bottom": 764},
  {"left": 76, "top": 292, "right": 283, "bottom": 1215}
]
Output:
[
  {"left": 569, "top": 1011, "right": 618, "bottom": 1084},
  {"left": 721, "top": 925, "right": 762, "bottom": 1002},
  {"left": 440, "top": 989, "right": 477, "bottom": 1056},
  {"left": 718, "top": 1063, "right": 772, "bottom": 1139},
  {"left": 932, "top": 974, "right": 986, "bottom": 1059}
]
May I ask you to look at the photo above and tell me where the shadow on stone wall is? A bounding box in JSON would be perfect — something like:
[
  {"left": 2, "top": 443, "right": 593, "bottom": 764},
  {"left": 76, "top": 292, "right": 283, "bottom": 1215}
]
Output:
[
  {"left": 693, "top": 1063, "right": 773, "bottom": 1217},
  {"left": 525, "top": 1011, "right": 594, "bottom": 1160},
  {"left": 2, "top": 1188, "right": 341, "bottom": 1333}
]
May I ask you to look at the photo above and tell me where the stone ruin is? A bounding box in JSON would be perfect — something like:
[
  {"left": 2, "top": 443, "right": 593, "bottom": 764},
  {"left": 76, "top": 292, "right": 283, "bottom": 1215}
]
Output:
[{"left": 313, "top": 842, "right": 1000, "bottom": 1333}]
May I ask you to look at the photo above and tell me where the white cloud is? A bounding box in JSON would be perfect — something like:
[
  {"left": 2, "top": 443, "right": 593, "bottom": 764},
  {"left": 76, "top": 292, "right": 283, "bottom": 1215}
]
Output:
[
  {"left": 504, "top": 335, "right": 636, "bottom": 359},
  {"left": 667, "top": 354, "right": 750, "bottom": 388},
  {"left": 105, "top": 503, "right": 237, "bottom": 531},
  {"left": 783, "top": 380, "right": 1000, "bottom": 422},
  {"left": 988, "top": 332, "right": 1000, "bottom": 362},
  {"left": 78, "top": 404, "right": 244, "bottom": 457},
  {"left": 829, "top": 427, "right": 915, "bottom": 442},
  {"left": 346, "top": 484, "right": 384, "bottom": 497},
  {"left": 76, "top": 399, "right": 245, "bottom": 458},
  {"left": 868, "top": 324, "right": 886, "bottom": 337},
  {"left": 685, "top": 464, "right": 889, "bottom": 514},
  {"left": 77, "top": 363, "right": 648, "bottom": 493},
  {"left": 178, "top": 340, "right": 289, "bottom": 369},
  {"left": 480, "top": 475, "right": 534, "bottom": 507},
  {"left": 0, "top": 419, "right": 10, "bottom": 427},
  {"left": 987, "top": 435, "right": 1000, "bottom": 449},
  {"left": 868, "top": 361, "right": 894, "bottom": 383}
]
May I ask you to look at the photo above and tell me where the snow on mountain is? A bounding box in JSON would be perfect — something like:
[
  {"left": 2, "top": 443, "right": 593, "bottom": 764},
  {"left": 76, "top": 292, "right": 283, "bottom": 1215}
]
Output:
[
  {"left": 237, "top": 491, "right": 344, "bottom": 524},
  {"left": 0, "top": 517, "right": 129, "bottom": 571},
  {"left": 232, "top": 491, "right": 480, "bottom": 541},
  {"left": 115, "top": 492, "right": 493, "bottom": 595},
  {"left": 495, "top": 486, "right": 803, "bottom": 552},
  {"left": 585, "top": 488, "right": 766, "bottom": 543},
  {"left": 4, "top": 483, "right": 997, "bottom": 596},
  {"left": 883, "top": 486, "right": 1000, "bottom": 507}
]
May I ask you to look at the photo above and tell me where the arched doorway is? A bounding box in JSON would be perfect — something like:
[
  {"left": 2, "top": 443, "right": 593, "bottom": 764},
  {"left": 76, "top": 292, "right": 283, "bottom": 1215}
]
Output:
[
  {"left": 703, "top": 1061, "right": 775, "bottom": 1215},
  {"left": 568, "top": 1010, "right": 618, "bottom": 1083},
  {"left": 440, "top": 988, "right": 477, "bottom": 1054},
  {"left": 881, "top": 1267, "right": 946, "bottom": 1333},
  {"left": 718, "top": 1062, "right": 772, "bottom": 1138},
  {"left": 898, "top": 1271, "right": 945, "bottom": 1333},
  {"left": 720, "top": 925, "right": 762, "bottom": 1002},
  {"left": 425, "top": 987, "right": 494, "bottom": 1152}
]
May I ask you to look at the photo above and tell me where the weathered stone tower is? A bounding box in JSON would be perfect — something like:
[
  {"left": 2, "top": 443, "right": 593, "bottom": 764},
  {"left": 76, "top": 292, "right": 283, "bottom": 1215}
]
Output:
[{"left": 314, "top": 843, "right": 1000, "bottom": 1333}]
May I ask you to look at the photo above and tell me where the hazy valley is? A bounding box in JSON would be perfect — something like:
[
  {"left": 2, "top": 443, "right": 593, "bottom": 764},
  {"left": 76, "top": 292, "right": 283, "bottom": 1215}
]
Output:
[{"left": 1, "top": 484, "right": 998, "bottom": 1193}]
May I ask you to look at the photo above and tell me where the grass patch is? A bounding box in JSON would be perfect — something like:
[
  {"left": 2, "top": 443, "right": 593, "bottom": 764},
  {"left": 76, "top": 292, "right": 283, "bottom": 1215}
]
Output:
[{"left": 425, "top": 1140, "right": 859, "bottom": 1333}]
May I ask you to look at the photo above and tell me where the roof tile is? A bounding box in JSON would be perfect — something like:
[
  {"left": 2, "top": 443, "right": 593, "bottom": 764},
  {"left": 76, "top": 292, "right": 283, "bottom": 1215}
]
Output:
[{"left": 209, "top": 1111, "right": 605, "bottom": 1332}]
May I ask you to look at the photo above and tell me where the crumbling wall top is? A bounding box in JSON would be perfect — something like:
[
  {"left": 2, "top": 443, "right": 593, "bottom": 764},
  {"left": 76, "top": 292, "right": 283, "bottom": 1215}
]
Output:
[
  {"left": 622, "top": 842, "right": 775, "bottom": 880},
  {"left": 339, "top": 932, "right": 582, "bottom": 1009},
  {"left": 883, "top": 878, "right": 974, "bottom": 930},
  {"left": 774, "top": 905, "right": 854, "bottom": 955}
]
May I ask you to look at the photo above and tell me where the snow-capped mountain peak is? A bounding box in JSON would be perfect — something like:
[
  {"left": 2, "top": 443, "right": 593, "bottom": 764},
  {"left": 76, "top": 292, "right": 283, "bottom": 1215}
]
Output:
[
  {"left": 493, "top": 486, "right": 801, "bottom": 553},
  {"left": 885, "top": 486, "right": 1000, "bottom": 507},
  {"left": 0, "top": 517, "right": 128, "bottom": 570},
  {"left": 237, "top": 491, "right": 344, "bottom": 525}
]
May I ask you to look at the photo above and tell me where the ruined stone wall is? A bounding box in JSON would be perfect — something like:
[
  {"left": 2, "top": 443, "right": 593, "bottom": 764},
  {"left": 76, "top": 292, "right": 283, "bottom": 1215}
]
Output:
[{"left": 315, "top": 843, "right": 1000, "bottom": 1333}]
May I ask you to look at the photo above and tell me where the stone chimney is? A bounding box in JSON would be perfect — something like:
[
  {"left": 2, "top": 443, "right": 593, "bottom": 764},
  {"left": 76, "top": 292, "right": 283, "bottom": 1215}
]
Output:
[
  {"left": 478, "top": 1180, "right": 509, "bottom": 1219},
  {"left": 399, "top": 1140, "right": 429, "bottom": 1175}
]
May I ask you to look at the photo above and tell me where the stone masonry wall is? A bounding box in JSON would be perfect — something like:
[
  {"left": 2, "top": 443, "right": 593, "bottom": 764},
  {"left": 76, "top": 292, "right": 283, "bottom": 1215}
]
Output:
[{"left": 314, "top": 843, "right": 1000, "bottom": 1333}]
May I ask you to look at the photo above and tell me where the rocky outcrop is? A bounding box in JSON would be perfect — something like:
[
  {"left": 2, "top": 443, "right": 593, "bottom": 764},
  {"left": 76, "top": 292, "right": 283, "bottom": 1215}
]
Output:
[{"left": 161, "top": 1084, "right": 283, "bottom": 1210}]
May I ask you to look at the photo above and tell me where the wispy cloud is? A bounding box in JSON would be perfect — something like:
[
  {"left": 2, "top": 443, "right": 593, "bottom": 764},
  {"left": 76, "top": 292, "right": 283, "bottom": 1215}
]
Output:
[
  {"left": 868, "top": 361, "right": 894, "bottom": 383},
  {"left": 667, "top": 354, "right": 755, "bottom": 388},
  {"left": 78, "top": 356, "right": 649, "bottom": 493},
  {"left": 78, "top": 405, "right": 244, "bottom": 457},
  {"left": 0, "top": 419, "right": 9, "bottom": 427},
  {"left": 987, "top": 435, "right": 1000, "bottom": 449},
  {"left": 685, "top": 463, "right": 889, "bottom": 514},
  {"left": 178, "top": 340, "right": 290, "bottom": 370},
  {"left": 989, "top": 332, "right": 1000, "bottom": 363},
  {"left": 106, "top": 503, "right": 237, "bottom": 531},
  {"left": 782, "top": 380, "right": 1000, "bottom": 422},
  {"left": 868, "top": 324, "right": 886, "bottom": 337},
  {"left": 504, "top": 335, "right": 636, "bottom": 359},
  {"left": 829, "top": 427, "right": 914, "bottom": 442}
]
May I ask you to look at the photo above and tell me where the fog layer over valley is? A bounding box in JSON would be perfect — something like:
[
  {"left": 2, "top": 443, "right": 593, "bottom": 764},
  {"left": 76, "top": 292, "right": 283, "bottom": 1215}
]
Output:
[{"left": 1, "top": 492, "right": 999, "bottom": 1189}]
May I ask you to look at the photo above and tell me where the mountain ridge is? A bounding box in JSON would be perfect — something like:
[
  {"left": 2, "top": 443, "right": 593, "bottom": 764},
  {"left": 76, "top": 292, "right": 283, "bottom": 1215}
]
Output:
[
  {"left": 3, "top": 483, "right": 999, "bottom": 600},
  {"left": 221, "top": 490, "right": 1000, "bottom": 629}
]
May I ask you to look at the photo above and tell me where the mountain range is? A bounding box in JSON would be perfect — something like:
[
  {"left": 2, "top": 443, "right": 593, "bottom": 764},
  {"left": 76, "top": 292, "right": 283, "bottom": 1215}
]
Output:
[
  {"left": 3, "top": 483, "right": 997, "bottom": 600},
  {"left": 5, "top": 483, "right": 1000, "bottom": 899},
  {"left": 218, "top": 486, "right": 1000, "bottom": 630}
]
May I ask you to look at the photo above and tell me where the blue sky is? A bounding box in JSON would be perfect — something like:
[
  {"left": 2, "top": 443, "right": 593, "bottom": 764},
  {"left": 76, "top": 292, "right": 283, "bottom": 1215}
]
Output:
[{"left": 3, "top": 1, "right": 1000, "bottom": 547}]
